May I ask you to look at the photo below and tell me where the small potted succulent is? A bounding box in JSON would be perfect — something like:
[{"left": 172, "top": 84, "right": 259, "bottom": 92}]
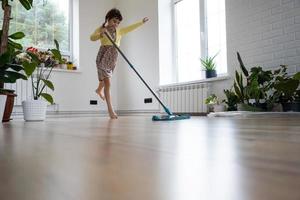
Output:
[{"left": 200, "top": 53, "right": 218, "bottom": 78}]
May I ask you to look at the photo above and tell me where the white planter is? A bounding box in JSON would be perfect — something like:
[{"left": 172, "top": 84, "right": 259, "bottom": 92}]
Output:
[
  {"left": 0, "top": 95, "right": 7, "bottom": 121},
  {"left": 22, "top": 100, "right": 47, "bottom": 121},
  {"left": 213, "top": 104, "right": 225, "bottom": 112}
]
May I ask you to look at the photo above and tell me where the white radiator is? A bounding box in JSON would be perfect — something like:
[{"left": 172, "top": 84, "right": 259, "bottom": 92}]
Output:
[{"left": 158, "top": 83, "right": 208, "bottom": 114}]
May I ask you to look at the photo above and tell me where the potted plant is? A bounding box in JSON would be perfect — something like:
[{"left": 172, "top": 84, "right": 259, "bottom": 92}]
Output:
[
  {"left": 223, "top": 88, "right": 238, "bottom": 111},
  {"left": 200, "top": 53, "right": 218, "bottom": 78},
  {"left": 21, "top": 40, "right": 62, "bottom": 121},
  {"left": 273, "top": 68, "right": 300, "bottom": 112},
  {"left": 0, "top": 89, "right": 7, "bottom": 120},
  {"left": 0, "top": 0, "right": 33, "bottom": 122},
  {"left": 205, "top": 94, "right": 225, "bottom": 112},
  {"left": 234, "top": 52, "right": 275, "bottom": 111},
  {"left": 66, "top": 61, "right": 73, "bottom": 70},
  {"left": 58, "top": 58, "right": 67, "bottom": 69}
]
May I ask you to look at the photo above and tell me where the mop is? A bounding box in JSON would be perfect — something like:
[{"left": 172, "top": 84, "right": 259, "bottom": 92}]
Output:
[{"left": 104, "top": 32, "right": 190, "bottom": 121}]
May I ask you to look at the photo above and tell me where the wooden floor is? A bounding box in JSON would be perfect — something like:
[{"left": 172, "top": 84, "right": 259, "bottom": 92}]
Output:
[{"left": 1, "top": 115, "right": 300, "bottom": 200}]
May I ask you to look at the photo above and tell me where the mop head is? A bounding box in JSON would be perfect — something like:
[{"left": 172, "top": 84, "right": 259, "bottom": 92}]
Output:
[{"left": 152, "top": 114, "right": 190, "bottom": 121}]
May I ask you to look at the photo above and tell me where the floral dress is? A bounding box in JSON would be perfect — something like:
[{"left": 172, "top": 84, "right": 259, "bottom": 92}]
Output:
[{"left": 96, "top": 26, "right": 118, "bottom": 81}]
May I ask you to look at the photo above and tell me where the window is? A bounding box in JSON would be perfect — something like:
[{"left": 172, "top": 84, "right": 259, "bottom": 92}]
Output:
[
  {"left": 206, "top": 0, "right": 227, "bottom": 75},
  {"left": 1, "top": 0, "right": 71, "bottom": 57},
  {"left": 174, "top": 0, "right": 201, "bottom": 83},
  {"left": 173, "top": 0, "right": 227, "bottom": 83}
]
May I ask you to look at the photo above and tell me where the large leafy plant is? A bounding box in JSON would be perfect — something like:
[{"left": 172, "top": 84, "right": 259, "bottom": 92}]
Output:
[
  {"left": 234, "top": 52, "right": 274, "bottom": 106},
  {"left": 22, "top": 40, "right": 62, "bottom": 104},
  {"left": 273, "top": 66, "right": 300, "bottom": 103},
  {"left": 0, "top": 31, "right": 28, "bottom": 85},
  {"left": 0, "top": 0, "right": 34, "bottom": 89}
]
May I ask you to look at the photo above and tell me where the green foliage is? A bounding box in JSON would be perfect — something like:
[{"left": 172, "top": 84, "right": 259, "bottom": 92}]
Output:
[
  {"left": 230, "top": 53, "right": 300, "bottom": 111},
  {"left": 200, "top": 53, "right": 218, "bottom": 71},
  {"left": 223, "top": 89, "right": 238, "bottom": 111},
  {"left": 1, "top": 0, "right": 33, "bottom": 10},
  {"left": 237, "top": 52, "right": 249, "bottom": 77},
  {"left": 234, "top": 53, "right": 276, "bottom": 106},
  {"left": 232, "top": 52, "right": 293, "bottom": 111},
  {"left": 0, "top": 0, "right": 34, "bottom": 89},
  {"left": 24, "top": 39, "right": 62, "bottom": 104},
  {"left": 234, "top": 71, "right": 246, "bottom": 103},
  {"left": 0, "top": 31, "right": 28, "bottom": 86},
  {"left": 1, "top": 0, "right": 69, "bottom": 51},
  {"left": 18, "top": 0, "right": 33, "bottom": 10},
  {"left": 273, "top": 69, "right": 300, "bottom": 103},
  {"left": 205, "top": 94, "right": 220, "bottom": 105}
]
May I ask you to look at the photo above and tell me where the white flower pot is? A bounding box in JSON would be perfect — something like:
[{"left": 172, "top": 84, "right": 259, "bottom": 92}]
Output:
[
  {"left": 22, "top": 100, "right": 47, "bottom": 121},
  {"left": 0, "top": 94, "right": 7, "bottom": 122},
  {"left": 213, "top": 104, "right": 225, "bottom": 112}
]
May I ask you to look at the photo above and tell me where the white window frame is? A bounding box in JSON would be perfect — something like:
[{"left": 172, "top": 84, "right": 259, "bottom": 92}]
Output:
[
  {"left": 67, "top": 0, "right": 73, "bottom": 61},
  {"left": 172, "top": 0, "right": 227, "bottom": 82}
]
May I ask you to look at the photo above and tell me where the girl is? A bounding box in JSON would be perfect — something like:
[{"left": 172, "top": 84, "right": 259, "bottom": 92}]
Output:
[{"left": 90, "top": 8, "right": 148, "bottom": 119}]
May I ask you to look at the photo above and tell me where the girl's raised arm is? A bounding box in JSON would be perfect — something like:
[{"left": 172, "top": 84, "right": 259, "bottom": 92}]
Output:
[{"left": 119, "top": 17, "right": 149, "bottom": 36}]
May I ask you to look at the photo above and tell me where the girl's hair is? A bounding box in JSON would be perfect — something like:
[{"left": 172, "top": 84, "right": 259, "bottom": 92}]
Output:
[{"left": 102, "top": 8, "right": 123, "bottom": 28}]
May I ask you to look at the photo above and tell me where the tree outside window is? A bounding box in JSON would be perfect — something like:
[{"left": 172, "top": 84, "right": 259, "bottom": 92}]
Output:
[{"left": 1, "top": 0, "right": 70, "bottom": 55}]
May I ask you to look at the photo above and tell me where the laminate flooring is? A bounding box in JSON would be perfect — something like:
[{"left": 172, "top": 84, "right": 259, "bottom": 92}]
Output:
[{"left": 1, "top": 115, "right": 300, "bottom": 200}]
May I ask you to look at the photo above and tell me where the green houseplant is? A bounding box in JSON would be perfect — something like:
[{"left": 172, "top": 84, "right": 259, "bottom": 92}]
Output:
[
  {"left": 20, "top": 40, "right": 62, "bottom": 121},
  {"left": 205, "top": 94, "right": 225, "bottom": 112},
  {"left": 223, "top": 88, "right": 238, "bottom": 111},
  {"left": 273, "top": 68, "right": 300, "bottom": 112},
  {"left": 233, "top": 52, "right": 276, "bottom": 111},
  {"left": 0, "top": 0, "right": 34, "bottom": 122},
  {"left": 200, "top": 53, "right": 218, "bottom": 78}
]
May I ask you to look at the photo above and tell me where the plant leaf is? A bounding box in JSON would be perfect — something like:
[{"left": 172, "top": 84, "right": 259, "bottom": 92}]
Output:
[
  {"left": 22, "top": 61, "right": 37, "bottom": 76},
  {"left": 8, "top": 39, "right": 23, "bottom": 50},
  {"left": 27, "top": 52, "right": 40, "bottom": 64},
  {"left": 18, "top": 0, "right": 32, "bottom": 10},
  {"left": 40, "top": 93, "right": 54, "bottom": 104},
  {"left": 234, "top": 82, "right": 242, "bottom": 100},
  {"left": 54, "top": 39, "right": 60, "bottom": 50},
  {"left": 237, "top": 52, "right": 249, "bottom": 77},
  {"left": 51, "top": 49, "right": 62, "bottom": 61},
  {"left": 41, "top": 79, "right": 54, "bottom": 91},
  {"left": 0, "top": 52, "right": 11, "bottom": 68},
  {"left": 3, "top": 71, "right": 27, "bottom": 83},
  {"left": 293, "top": 72, "right": 300, "bottom": 80},
  {"left": 7, "top": 63, "right": 24, "bottom": 71},
  {"left": 9, "top": 32, "right": 25, "bottom": 40}
]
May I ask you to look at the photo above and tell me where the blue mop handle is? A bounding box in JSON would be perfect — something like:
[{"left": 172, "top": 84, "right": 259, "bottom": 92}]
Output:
[{"left": 104, "top": 31, "right": 173, "bottom": 116}]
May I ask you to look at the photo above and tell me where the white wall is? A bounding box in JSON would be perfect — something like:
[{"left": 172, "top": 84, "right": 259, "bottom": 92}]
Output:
[
  {"left": 114, "top": 0, "right": 159, "bottom": 111},
  {"left": 211, "top": 0, "right": 300, "bottom": 98},
  {"left": 51, "top": 0, "right": 117, "bottom": 112},
  {"left": 51, "top": 0, "right": 300, "bottom": 113}
]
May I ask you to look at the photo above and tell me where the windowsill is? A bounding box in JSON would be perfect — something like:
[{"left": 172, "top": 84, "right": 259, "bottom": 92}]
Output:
[
  {"left": 159, "top": 74, "right": 231, "bottom": 88},
  {"left": 50, "top": 68, "right": 82, "bottom": 73}
]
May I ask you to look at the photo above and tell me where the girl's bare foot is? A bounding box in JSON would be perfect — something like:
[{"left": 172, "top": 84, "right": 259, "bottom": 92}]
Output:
[
  {"left": 109, "top": 112, "right": 118, "bottom": 119},
  {"left": 95, "top": 89, "right": 105, "bottom": 101}
]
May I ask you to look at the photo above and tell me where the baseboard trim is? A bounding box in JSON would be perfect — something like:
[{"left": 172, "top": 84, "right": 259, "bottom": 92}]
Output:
[
  {"left": 11, "top": 108, "right": 206, "bottom": 119},
  {"left": 11, "top": 109, "right": 162, "bottom": 119}
]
